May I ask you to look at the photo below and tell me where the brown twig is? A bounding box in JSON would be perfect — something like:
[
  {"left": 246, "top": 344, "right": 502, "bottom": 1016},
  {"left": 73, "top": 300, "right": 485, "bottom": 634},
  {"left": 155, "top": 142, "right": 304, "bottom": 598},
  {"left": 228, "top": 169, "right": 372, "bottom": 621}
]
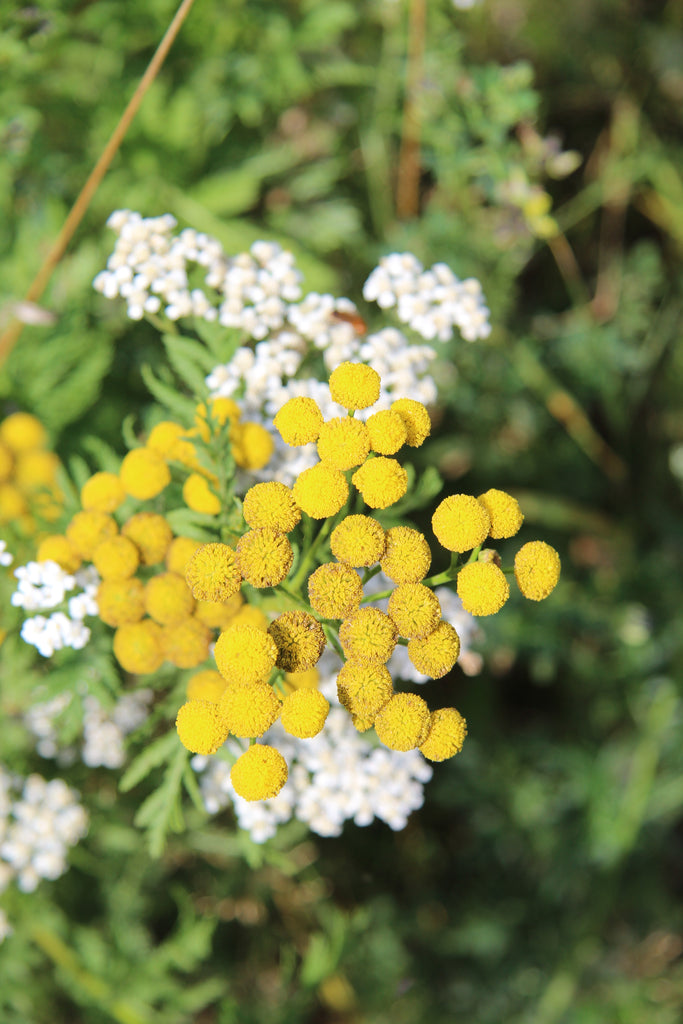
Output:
[
  {"left": 0, "top": 0, "right": 198, "bottom": 366},
  {"left": 395, "top": 0, "right": 426, "bottom": 220}
]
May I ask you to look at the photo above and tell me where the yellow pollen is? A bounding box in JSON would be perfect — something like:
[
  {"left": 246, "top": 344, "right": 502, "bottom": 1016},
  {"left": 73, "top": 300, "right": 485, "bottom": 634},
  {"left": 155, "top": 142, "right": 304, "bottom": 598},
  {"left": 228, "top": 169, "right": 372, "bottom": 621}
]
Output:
[
  {"left": 366, "top": 409, "right": 408, "bottom": 455},
  {"left": 477, "top": 488, "right": 524, "bottom": 539},
  {"left": 336, "top": 661, "right": 393, "bottom": 719},
  {"left": 214, "top": 624, "right": 278, "bottom": 686},
  {"left": 456, "top": 561, "right": 510, "bottom": 616},
  {"left": 219, "top": 682, "right": 281, "bottom": 738},
  {"left": 80, "top": 472, "right": 126, "bottom": 513},
  {"left": 317, "top": 417, "right": 371, "bottom": 471},
  {"left": 280, "top": 689, "right": 329, "bottom": 738},
  {"left": 514, "top": 541, "right": 561, "bottom": 601},
  {"left": 144, "top": 572, "right": 196, "bottom": 625},
  {"left": 419, "top": 708, "right": 467, "bottom": 762},
  {"left": 176, "top": 699, "right": 230, "bottom": 755},
  {"left": 307, "top": 562, "right": 363, "bottom": 619},
  {"left": 97, "top": 577, "right": 146, "bottom": 627},
  {"left": 380, "top": 526, "right": 432, "bottom": 583},
  {"left": 431, "top": 494, "right": 490, "bottom": 553},
  {"left": 230, "top": 744, "right": 289, "bottom": 801},
  {"left": 374, "top": 693, "right": 431, "bottom": 751},
  {"left": 328, "top": 362, "right": 380, "bottom": 410},
  {"left": 330, "top": 514, "right": 386, "bottom": 567},
  {"left": 274, "top": 397, "right": 324, "bottom": 446},
  {"left": 113, "top": 619, "right": 164, "bottom": 675},
  {"left": 268, "top": 611, "right": 326, "bottom": 672},
  {"left": 121, "top": 513, "right": 173, "bottom": 565},
  {"left": 339, "top": 608, "right": 397, "bottom": 664},
  {"left": 119, "top": 448, "right": 170, "bottom": 500},
  {"left": 242, "top": 482, "right": 301, "bottom": 533},
  {"left": 236, "top": 529, "right": 293, "bottom": 588},
  {"left": 387, "top": 583, "right": 442, "bottom": 639},
  {"left": 185, "top": 543, "right": 242, "bottom": 602},
  {"left": 407, "top": 620, "right": 461, "bottom": 679},
  {"left": 293, "top": 463, "right": 349, "bottom": 519},
  {"left": 351, "top": 457, "right": 408, "bottom": 509},
  {"left": 390, "top": 398, "right": 431, "bottom": 447}
]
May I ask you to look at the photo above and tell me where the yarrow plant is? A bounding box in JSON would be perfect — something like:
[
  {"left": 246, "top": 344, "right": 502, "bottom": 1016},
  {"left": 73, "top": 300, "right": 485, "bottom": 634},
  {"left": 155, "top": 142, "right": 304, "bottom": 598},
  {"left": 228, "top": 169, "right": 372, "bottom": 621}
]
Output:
[{"left": 6, "top": 212, "right": 561, "bottom": 856}]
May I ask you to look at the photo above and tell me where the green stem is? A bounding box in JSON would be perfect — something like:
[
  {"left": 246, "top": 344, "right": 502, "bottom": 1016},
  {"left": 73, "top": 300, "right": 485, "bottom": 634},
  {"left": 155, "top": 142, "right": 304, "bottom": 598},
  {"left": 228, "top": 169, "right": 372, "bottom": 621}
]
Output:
[
  {"left": 289, "top": 514, "right": 336, "bottom": 591},
  {"left": 322, "top": 623, "right": 344, "bottom": 659}
]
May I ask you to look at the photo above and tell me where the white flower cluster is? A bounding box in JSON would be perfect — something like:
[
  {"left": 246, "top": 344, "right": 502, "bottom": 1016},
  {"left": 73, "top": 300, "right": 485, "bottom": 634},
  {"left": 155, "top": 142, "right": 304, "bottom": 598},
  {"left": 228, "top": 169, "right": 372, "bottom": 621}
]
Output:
[
  {"left": 0, "top": 540, "right": 13, "bottom": 567},
  {"left": 363, "top": 252, "right": 491, "bottom": 342},
  {"left": 12, "top": 561, "right": 99, "bottom": 658},
  {"left": 210, "top": 241, "right": 303, "bottom": 338},
  {"left": 24, "top": 690, "right": 153, "bottom": 768},
  {"left": 0, "top": 768, "right": 88, "bottom": 895},
  {"left": 193, "top": 652, "right": 433, "bottom": 843}
]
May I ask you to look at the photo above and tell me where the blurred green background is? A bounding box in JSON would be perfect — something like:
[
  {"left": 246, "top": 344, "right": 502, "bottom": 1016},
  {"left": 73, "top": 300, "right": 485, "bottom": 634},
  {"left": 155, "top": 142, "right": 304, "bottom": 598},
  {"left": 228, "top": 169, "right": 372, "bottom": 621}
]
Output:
[{"left": 1, "top": 0, "right": 683, "bottom": 1021}]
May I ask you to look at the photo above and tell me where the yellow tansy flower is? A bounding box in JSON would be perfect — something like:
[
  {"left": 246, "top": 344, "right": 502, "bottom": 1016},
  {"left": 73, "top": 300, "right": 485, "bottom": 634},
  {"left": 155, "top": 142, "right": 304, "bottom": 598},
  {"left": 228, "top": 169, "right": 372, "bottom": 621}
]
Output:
[
  {"left": 317, "top": 417, "right": 371, "bottom": 471},
  {"left": 176, "top": 699, "right": 230, "bottom": 755},
  {"left": 456, "top": 561, "right": 509, "bottom": 616},
  {"left": 330, "top": 514, "right": 385, "bottom": 567},
  {"left": 67, "top": 510, "right": 118, "bottom": 560},
  {"left": 0, "top": 484, "right": 27, "bottom": 522},
  {"left": 477, "top": 488, "right": 524, "bottom": 539},
  {"left": 0, "top": 412, "right": 46, "bottom": 452},
  {"left": 219, "top": 682, "right": 281, "bottom": 738},
  {"left": 120, "top": 448, "right": 170, "bottom": 500},
  {"left": 166, "top": 536, "right": 203, "bottom": 575},
  {"left": 514, "top": 541, "right": 561, "bottom": 601},
  {"left": 230, "top": 422, "right": 274, "bottom": 470},
  {"left": 214, "top": 624, "right": 278, "bottom": 685},
  {"left": 374, "top": 693, "right": 431, "bottom": 751},
  {"left": 328, "top": 362, "right": 380, "bottom": 410},
  {"left": 268, "top": 611, "right": 326, "bottom": 672},
  {"left": 274, "top": 396, "right": 324, "bottom": 446},
  {"left": 144, "top": 572, "right": 196, "bottom": 625},
  {"left": 121, "top": 512, "right": 173, "bottom": 565},
  {"left": 339, "top": 608, "right": 397, "bottom": 664},
  {"left": 280, "top": 689, "right": 329, "bottom": 738},
  {"left": 293, "top": 463, "right": 349, "bottom": 519},
  {"left": 113, "top": 619, "right": 164, "bottom": 674},
  {"left": 390, "top": 398, "right": 431, "bottom": 447},
  {"left": 387, "top": 583, "right": 442, "bottom": 639},
  {"left": 336, "top": 661, "right": 393, "bottom": 719},
  {"left": 229, "top": 605, "right": 270, "bottom": 631},
  {"left": 242, "top": 481, "right": 301, "bottom": 533},
  {"left": 307, "top": 562, "right": 363, "bottom": 619},
  {"left": 162, "top": 617, "right": 211, "bottom": 668},
  {"left": 183, "top": 473, "right": 221, "bottom": 515},
  {"left": 194, "top": 397, "right": 241, "bottom": 441},
  {"left": 147, "top": 421, "right": 199, "bottom": 467},
  {"left": 36, "top": 535, "right": 82, "bottom": 573},
  {"left": 431, "top": 494, "right": 490, "bottom": 553},
  {"left": 185, "top": 543, "right": 241, "bottom": 602},
  {"left": 14, "top": 450, "right": 60, "bottom": 491},
  {"left": 80, "top": 472, "right": 126, "bottom": 513},
  {"left": 92, "top": 535, "right": 140, "bottom": 580},
  {"left": 236, "top": 528, "right": 293, "bottom": 588},
  {"left": 97, "top": 578, "right": 146, "bottom": 627},
  {"left": 380, "top": 526, "right": 432, "bottom": 583},
  {"left": 407, "top": 620, "right": 461, "bottom": 679},
  {"left": 0, "top": 442, "right": 13, "bottom": 483},
  {"left": 230, "top": 744, "right": 288, "bottom": 801},
  {"left": 194, "top": 593, "right": 243, "bottom": 630},
  {"left": 366, "top": 409, "right": 408, "bottom": 455},
  {"left": 284, "top": 667, "right": 320, "bottom": 692},
  {"left": 351, "top": 457, "right": 408, "bottom": 509},
  {"left": 186, "top": 669, "right": 228, "bottom": 703},
  {"left": 419, "top": 708, "right": 467, "bottom": 762}
]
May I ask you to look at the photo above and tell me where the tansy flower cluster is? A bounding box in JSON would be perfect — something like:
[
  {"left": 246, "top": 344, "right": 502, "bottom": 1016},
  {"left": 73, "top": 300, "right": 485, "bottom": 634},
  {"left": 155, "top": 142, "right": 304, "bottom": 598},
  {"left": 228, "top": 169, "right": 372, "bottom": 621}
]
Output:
[{"left": 0, "top": 412, "right": 63, "bottom": 534}]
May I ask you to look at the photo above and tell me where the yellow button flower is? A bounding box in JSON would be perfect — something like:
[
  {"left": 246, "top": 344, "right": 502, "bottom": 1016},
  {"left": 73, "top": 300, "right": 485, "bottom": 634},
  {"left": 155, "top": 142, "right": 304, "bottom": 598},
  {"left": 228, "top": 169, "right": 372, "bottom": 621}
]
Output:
[
  {"left": 80, "top": 472, "right": 126, "bottom": 513},
  {"left": 0, "top": 441, "right": 12, "bottom": 482},
  {"left": 380, "top": 526, "right": 432, "bottom": 583},
  {"left": 374, "top": 693, "right": 431, "bottom": 751},
  {"left": 230, "top": 422, "right": 274, "bottom": 470},
  {"left": 194, "top": 592, "right": 243, "bottom": 630},
  {"left": 183, "top": 472, "right": 221, "bottom": 515},
  {"left": 0, "top": 484, "right": 27, "bottom": 522},
  {"left": 280, "top": 689, "right": 329, "bottom": 738},
  {"left": 120, "top": 448, "right": 171, "bottom": 500},
  {"left": 514, "top": 540, "right": 561, "bottom": 601},
  {"left": 293, "top": 463, "right": 349, "bottom": 519},
  {"left": 36, "top": 535, "right": 82, "bottom": 573},
  {"left": 336, "top": 661, "right": 393, "bottom": 719},
  {"left": 93, "top": 535, "right": 140, "bottom": 580},
  {"left": 219, "top": 682, "right": 281, "bottom": 738},
  {"left": 185, "top": 543, "right": 241, "bottom": 601},
  {"left": 407, "top": 620, "right": 461, "bottom": 678},
  {"left": 351, "top": 457, "right": 408, "bottom": 509},
  {"left": 284, "top": 667, "right": 320, "bottom": 692},
  {"left": 236, "top": 528, "right": 293, "bottom": 588},
  {"left": 329, "top": 362, "right": 380, "bottom": 410},
  {"left": 339, "top": 608, "right": 397, "bottom": 664},
  {"left": 456, "top": 561, "right": 509, "bottom": 616},
  {"left": 387, "top": 583, "right": 442, "bottom": 639},
  {"left": 176, "top": 699, "right": 230, "bottom": 755},
  {"left": 330, "top": 514, "right": 385, "bottom": 567},
  {"left": 431, "top": 494, "right": 490, "bottom": 553},
  {"left": 477, "top": 488, "right": 524, "bottom": 539},
  {"left": 230, "top": 744, "right": 288, "bottom": 801},
  {"left": 97, "top": 578, "right": 146, "bottom": 627},
  {"left": 194, "top": 397, "right": 241, "bottom": 441},
  {"left": 0, "top": 412, "right": 46, "bottom": 452},
  {"left": 274, "top": 396, "right": 324, "bottom": 446},
  {"left": 214, "top": 624, "right": 278, "bottom": 685},
  {"left": 268, "top": 611, "right": 326, "bottom": 672},
  {"left": 366, "top": 409, "right": 408, "bottom": 455},
  {"left": 186, "top": 669, "right": 228, "bottom": 703},
  {"left": 317, "top": 417, "right": 371, "bottom": 471},
  {"left": 122, "top": 512, "right": 173, "bottom": 565},
  {"left": 144, "top": 572, "right": 196, "bottom": 625},
  {"left": 419, "top": 708, "right": 467, "bottom": 762},
  {"left": 166, "top": 536, "right": 203, "bottom": 575},
  {"left": 162, "top": 617, "right": 211, "bottom": 668},
  {"left": 14, "top": 450, "right": 60, "bottom": 491},
  {"left": 307, "top": 562, "right": 363, "bottom": 619},
  {"left": 390, "top": 398, "right": 431, "bottom": 447},
  {"left": 242, "top": 481, "right": 301, "bottom": 533},
  {"left": 229, "top": 605, "right": 270, "bottom": 631},
  {"left": 67, "top": 510, "right": 118, "bottom": 560},
  {"left": 147, "top": 421, "right": 199, "bottom": 467},
  {"left": 113, "top": 619, "right": 164, "bottom": 674}
]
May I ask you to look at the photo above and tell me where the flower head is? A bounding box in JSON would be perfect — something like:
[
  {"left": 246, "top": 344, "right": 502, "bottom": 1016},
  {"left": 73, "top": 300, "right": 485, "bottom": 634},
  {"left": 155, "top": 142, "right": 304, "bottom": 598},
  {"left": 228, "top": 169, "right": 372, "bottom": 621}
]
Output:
[
  {"left": 407, "top": 620, "right": 461, "bottom": 678},
  {"left": 307, "top": 562, "right": 363, "bottom": 619},
  {"left": 242, "top": 482, "right": 301, "bottom": 533},
  {"left": 183, "top": 473, "right": 220, "bottom": 515},
  {"left": 274, "top": 397, "right": 324, "bottom": 446},
  {"left": 113, "top": 619, "right": 164, "bottom": 674},
  {"left": 80, "top": 472, "right": 126, "bottom": 513},
  {"left": 230, "top": 422, "right": 274, "bottom": 471},
  {"left": 387, "top": 583, "right": 442, "bottom": 639},
  {"left": 431, "top": 494, "right": 490, "bottom": 553},
  {"left": 390, "top": 398, "right": 431, "bottom": 447},
  {"left": 0, "top": 412, "right": 46, "bottom": 452},
  {"left": 456, "top": 561, "right": 509, "bottom": 616},
  {"left": 186, "top": 669, "right": 228, "bottom": 703},
  {"left": 351, "top": 457, "right": 408, "bottom": 509},
  {"left": 194, "top": 397, "right": 241, "bottom": 441},
  {"left": 121, "top": 513, "right": 173, "bottom": 565},
  {"left": 219, "top": 682, "right": 281, "bottom": 737},
  {"left": 166, "top": 536, "right": 203, "bottom": 575},
  {"left": 380, "top": 526, "right": 432, "bottom": 583},
  {"left": 162, "top": 617, "right": 211, "bottom": 668},
  {"left": 185, "top": 543, "right": 241, "bottom": 602},
  {"left": 194, "top": 593, "right": 243, "bottom": 629},
  {"left": 92, "top": 536, "right": 139, "bottom": 580},
  {"left": 268, "top": 611, "right": 326, "bottom": 672},
  {"left": 144, "top": 572, "right": 195, "bottom": 625},
  {"left": 230, "top": 744, "right": 288, "bottom": 801},
  {"left": 329, "top": 362, "right": 380, "bottom": 410},
  {"left": 477, "top": 488, "right": 524, "bottom": 539},
  {"left": 366, "top": 410, "right": 408, "bottom": 455},
  {"left": 514, "top": 541, "right": 561, "bottom": 600},
  {"left": 147, "top": 421, "right": 199, "bottom": 466},
  {"left": 120, "top": 448, "right": 170, "bottom": 500},
  {"left": 336, "top": 661, "right": 393, "bottom": 719},
  {"left": 293, "top": 463, "right": 349, "bottom": 519},
  {"left": 97, "top": 578, "right": 146, "bottom": 627},
  {"left": 36, "top": 535, "right": 81, "bottom": 573},
  {"left": 67, "top": 511, "right": 118, "bottom": 560},
  {"left": 176, "top": 699, "right": 230, "bottom": 755},
  {"left": 214, "top": 624, "right": 278, "bottom": 685},
  {"left": 280, "top": 689, "right": 329, "bottom": 738},
  {"left": 317, "top": 417, "right": 371, "bottom": 471},
  {"left": 339, "top": 608, "right": 397, "bottom": 664},
  {"left": 419, "top": 708, "right": 467, "bottom": 762},
  {"left": 374, "top": 693, "right": 430, "bottom": 751},
  {"left": 236, "top": 529, "right": 293, "bottom": 588},
  {"left": 330, "top": 514, "right": 385, "bottom": 567}
]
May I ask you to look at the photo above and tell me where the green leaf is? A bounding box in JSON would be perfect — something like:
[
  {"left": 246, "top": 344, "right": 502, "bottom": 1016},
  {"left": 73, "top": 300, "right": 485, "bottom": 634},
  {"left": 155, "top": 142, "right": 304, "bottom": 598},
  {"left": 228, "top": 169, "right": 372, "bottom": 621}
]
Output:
[
  {"left": 164, "top": 507, "right": 220, "bottom": 540},
  {"left": 119, "top": 731, "right": 179, "bottom": 793},
  {"left": 140, "top": 364, "right": 196, "bottom": 421},
  {"left": 134, "top": 743, "right": 188, "bottom": 857},
  {"left": 161, "top": 333, "right": 214, "bottom": 393}
]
